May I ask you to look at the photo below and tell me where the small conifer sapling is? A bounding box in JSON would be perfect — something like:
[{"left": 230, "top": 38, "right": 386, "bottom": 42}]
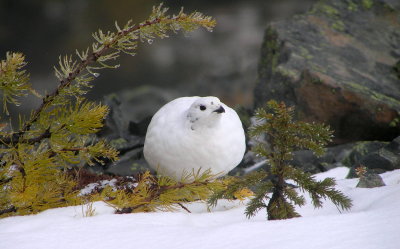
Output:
[{"left": 247, "top": 100, "right": 352, "bottom": 220}]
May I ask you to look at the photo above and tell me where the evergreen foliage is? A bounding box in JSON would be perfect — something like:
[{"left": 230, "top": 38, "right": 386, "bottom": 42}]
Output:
[
  {"left": 247, "top": 100, "right": 352, "bottom": 220},
  {"left": 208, "top": 171, "right": 266, "bottom": 207},
  {"left": 0, "top": 53, "right": 32, "bottom": 115},
  {"left": 103, "top": 169, "right": 225, "bottom": 213},
  {"left": 0, "top": 4, "right": 216, "bottom": 218},
  {"left": 209, "top": 100, "right": 352, "bottom": 220}
]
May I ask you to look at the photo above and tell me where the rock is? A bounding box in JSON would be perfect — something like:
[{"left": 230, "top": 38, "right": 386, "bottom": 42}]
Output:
[
  {"left": 99, "top": 94, "right": 130, "bottom": 140},
  {"left": 291, "top": 138, "right": 400, "bottom": 175},
  {"left": 91, "top": 94, "right": 151, "bottom": 176},
  {"left": 118, "top": 86, "right": 182, "bottom": 123},
  {"left": 356, "top": 173, "right": 386, "bottom": 188},
  {"left": 289, "top": 142, "right": 357, "bottom": 173},
  {"left": 394, "top": 60, "right": 400, "bottom": 80},
  {"left": 359, "top": 150, "right": 400, "bottom": 171},
  {"left": 342, "top": 141, "right": 388, "bottom": 167},
  {"left": 291, "top": 150, "right": 330, "bottom": 173},
  {"left": 238, "top": 141, "right": 355, "bottom": 175},
  {"left": 101, "top": 94, "right": 145, "bottom": 152},
  {"left": 128, "top": 117, "right": 152, "bottom": 137},
  {"left": 105, "top": 151, "right": 151, "bottom": 176},
  {"left": 254, "top": 0, "right": 400, "bottom": 143},
  {"left": 386, "top": 135, "right": 400, "bottom": 153},
  {"left": 346, "top": 136, "right": 400, "bottom": 178},
  {"left": 241, "top": 136, "right": 400, "bottom": 176}
]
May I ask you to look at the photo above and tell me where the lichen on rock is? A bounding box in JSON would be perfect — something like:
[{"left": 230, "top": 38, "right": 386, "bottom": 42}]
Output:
[{"left": 254, "top": 0, "right": 400, "bottom": 143}]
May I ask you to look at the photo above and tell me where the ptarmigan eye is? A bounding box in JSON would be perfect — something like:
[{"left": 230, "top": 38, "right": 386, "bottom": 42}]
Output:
[{"left": 200, "top": 105, "right": 206, "bottom": 111}]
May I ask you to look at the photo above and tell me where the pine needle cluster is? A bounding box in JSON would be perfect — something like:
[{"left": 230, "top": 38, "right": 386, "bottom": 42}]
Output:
[
  {"left": 0, "top": 53, "right": 32, "bottom": 115},
  {"left": 208, "top": 171, "right": 267, "bottom": 207},
  {"left": 247, "top": 100, "right": 352, "bottom": 220},
  {"left": 0, "top": 4, "right": 216, "bottom": 218},
  {"left": 102, "top": 169, "right": 224, "bottom": 213}
]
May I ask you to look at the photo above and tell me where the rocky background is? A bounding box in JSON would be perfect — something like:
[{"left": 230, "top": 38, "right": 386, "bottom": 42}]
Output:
[
  {"left": 251, "top": 0, "right": 400, "bottom": 186},
  {"left": 254, "top": 0, "right": 400, "bottom": 144},
  {"left": 1, "top": 0, "right": 399, "bottom": 184}
]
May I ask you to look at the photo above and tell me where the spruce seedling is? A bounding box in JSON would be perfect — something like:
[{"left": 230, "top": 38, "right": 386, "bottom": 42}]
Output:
[{"left": 247, "top": 100, "right": 352, "bottom": 220}]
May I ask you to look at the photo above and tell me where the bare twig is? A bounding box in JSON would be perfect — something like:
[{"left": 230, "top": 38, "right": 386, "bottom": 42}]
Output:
[{"left": 177, "top": 203, "right": 191, "bottom": 213}]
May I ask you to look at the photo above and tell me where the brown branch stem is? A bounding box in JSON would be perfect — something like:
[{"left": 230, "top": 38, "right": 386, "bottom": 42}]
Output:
[
  {"left": 0, "top": 206, "right": 17, "bottom": 216},
  {"left": 177, "top": 203, "right": 191, "bottom": 213},
  {"left": 1, "top": 128, "right": 51, "bottom": 145}
]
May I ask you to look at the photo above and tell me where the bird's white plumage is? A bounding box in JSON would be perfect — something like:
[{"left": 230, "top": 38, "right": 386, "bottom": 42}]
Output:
[{"left": 143, "top": 96, "right": 246, "bottom": 181}]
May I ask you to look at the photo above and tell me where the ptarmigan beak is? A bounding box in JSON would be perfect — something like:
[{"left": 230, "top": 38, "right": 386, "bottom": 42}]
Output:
[{"left": 213, "top": 106, "right": 225, "bottom": 114}]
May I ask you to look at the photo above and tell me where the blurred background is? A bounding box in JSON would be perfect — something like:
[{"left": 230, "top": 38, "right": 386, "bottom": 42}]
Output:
[{"left": 0, "top": 0, "right": 316, "bottom": 121}]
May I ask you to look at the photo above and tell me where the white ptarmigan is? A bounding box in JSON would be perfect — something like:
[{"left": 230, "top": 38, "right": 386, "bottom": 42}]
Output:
[{"left": 143, "top": 96, "right": 246, "bottom": 181}]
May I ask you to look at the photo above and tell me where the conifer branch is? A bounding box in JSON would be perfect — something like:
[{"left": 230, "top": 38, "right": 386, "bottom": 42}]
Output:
[
  {"left": 0, "top": 4, "right": 216, "bottom": 218},
  {"left": 1, "top": 4, "right": 216, "bottom": 143},
  {"left": 0, "top": 52, "right": 31, "bottom": 115},
  {"left": 1, "top": 128, "right": 51, "bottom": 145},
  {"left": 208, "top": 171, "right": 266, "bottom": 208},
  {"left": 4, "top": 18, "right": 156, "bottom": 139},
  {"left": 113, "top": 179, "right": 213, "bottom": 213},
  {"left": 105, "top": 169, "right": 223, "bottom": 214}
]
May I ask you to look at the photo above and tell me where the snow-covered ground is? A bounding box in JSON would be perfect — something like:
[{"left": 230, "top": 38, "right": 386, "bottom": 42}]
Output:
[{"left": 1, "top": 167, "right": 400, "bottom": 249}]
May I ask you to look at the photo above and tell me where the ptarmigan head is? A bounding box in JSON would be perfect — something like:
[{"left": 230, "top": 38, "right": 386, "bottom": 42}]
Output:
[{"left": 186, "top": 97, "right": 225, "bottom": 130}]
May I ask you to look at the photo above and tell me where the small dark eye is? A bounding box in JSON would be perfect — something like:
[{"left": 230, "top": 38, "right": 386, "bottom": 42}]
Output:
[{"left": 200, "top": 105, "right": 206, "bottom": 111}]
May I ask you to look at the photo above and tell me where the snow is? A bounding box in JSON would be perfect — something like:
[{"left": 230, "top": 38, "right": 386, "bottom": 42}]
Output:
[
  {"left": 1, "top": 167, "right": 400, "bottom": 249},
  {"left": 79, "top": 179, "right": 118, "bottom": 196}
]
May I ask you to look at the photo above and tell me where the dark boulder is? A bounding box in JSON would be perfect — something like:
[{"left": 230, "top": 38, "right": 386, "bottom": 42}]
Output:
[
  {"left": 345, "top": 136, "right": 400, "bottom": 177},
  {"left": 291, "top": 137, "right": 400, "bottom": 175},
  {"left": 87, "top": 94, "right": 151, "bottom": 176},
  {"left": 291, "top": 142, "right": 355, "bottom": 173},
  {"left": 342, "top": 141, "right": 388, "bottom": 167},
  {"left": 240, "top": 136, "right": 400, "bottom": 177},
  {"left": 237, "top": 142, "right": 356, "bottom": 175},
  {"left": 356, "top": 173, "right": 386, "bottom": 188},
  {"left": 254, "top": 0, "right": 400, "bottom": 143}
]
